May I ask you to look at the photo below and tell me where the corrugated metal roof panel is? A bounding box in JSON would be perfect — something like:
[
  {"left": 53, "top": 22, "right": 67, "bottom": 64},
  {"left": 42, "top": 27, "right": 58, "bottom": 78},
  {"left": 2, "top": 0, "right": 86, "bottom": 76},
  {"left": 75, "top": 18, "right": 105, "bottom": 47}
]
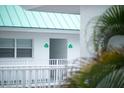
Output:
[
  {"left": 0, "top": 6, "right": 12, "bottom": 26},
  {"left": 6, "top": 6, "right": 21, "bottom": 26},
  {"left": 0, "top": 5, "right": 80, "bottom": 30},
  {"left": 0, "top": 14, "right": 4, "bottom": 26}
]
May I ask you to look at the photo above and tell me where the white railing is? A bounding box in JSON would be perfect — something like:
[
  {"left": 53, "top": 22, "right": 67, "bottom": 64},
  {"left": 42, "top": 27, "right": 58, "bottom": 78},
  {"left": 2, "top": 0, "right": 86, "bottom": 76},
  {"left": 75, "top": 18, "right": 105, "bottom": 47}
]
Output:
[
  {"left": 0, "top": 59, "right": 80, "bottom": 88},
  {"left": 49, "top": 59, "right": 68, "bottom": 65},
  {"left": 0, "top": 59, "right": 70, "bottom": 66}
]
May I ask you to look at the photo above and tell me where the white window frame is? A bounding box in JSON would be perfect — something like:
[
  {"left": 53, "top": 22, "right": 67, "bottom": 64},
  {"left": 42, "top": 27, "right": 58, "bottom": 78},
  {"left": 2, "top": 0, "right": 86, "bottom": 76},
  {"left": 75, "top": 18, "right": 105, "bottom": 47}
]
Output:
[
  {"left": 0, "top": 38, "right": 33, "bottom": 58},
  {"left": 16, "top": 39, "right": 33, "bottom": 58},
  {"left": 0, "top": 38, "right": 15, "bottom": 58}
]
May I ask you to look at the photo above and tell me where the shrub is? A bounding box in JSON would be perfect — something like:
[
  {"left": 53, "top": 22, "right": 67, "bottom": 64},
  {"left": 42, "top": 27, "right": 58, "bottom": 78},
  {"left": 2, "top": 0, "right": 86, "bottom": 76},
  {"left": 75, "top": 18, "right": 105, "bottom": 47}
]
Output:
[{"left": 64, "top": 50, "right": 124, "bottom": 88}]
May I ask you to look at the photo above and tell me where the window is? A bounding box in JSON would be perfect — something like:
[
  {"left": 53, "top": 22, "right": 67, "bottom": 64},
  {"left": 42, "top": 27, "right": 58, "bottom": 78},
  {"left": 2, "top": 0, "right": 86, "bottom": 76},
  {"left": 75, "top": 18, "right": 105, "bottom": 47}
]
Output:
[
  {"left": 0, "top": 38, "right": 15, "bottom": 58},
  {"left": 16, "top": 39, "right": 32, "bottom": 57},
  {"left": 0, "top": 38, "right": 32, "bottom": 58}
]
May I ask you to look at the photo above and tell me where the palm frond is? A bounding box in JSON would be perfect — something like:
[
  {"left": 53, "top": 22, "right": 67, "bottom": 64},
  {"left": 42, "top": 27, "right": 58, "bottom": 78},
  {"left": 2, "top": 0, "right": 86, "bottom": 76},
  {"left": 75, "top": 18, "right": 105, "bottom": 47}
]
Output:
[
  {"left": 96, "top": 68, "right": 124, "bottom": 88},
  {"left": 94, "top": 5, "right": 124, "bottom": 52}
]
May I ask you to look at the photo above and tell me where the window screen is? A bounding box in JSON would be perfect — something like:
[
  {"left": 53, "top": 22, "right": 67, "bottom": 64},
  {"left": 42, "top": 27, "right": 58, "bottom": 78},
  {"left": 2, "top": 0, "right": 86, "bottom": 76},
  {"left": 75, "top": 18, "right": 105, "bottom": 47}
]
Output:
[
  {"left": 0, "top": 48, "right": 14, "bottom": 57},
  {"left": 17, "top": 39, "right": 32, "bottom": 48},
  {"left": 17, "top": 49, "right": 32, "bottom": 57},
  {"left": 16, "top": 39, "right": 32, "bottom": 57},
  {"left": 0, "top": 38, "right": 14, "bottom": 58},
  {"left": 0, "top": 38, "right": 14, "bottom": 48}
]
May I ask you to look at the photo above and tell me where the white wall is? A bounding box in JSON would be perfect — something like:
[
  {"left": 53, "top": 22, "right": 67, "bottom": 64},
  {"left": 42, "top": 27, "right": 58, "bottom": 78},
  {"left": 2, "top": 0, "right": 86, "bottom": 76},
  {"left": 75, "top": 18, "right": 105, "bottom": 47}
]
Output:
[
  {"left": 0, "top": 31, "right": 80, "bottom": 65},
  {"left": 80, "top": 5, "right": 111, "bottom": 58}
]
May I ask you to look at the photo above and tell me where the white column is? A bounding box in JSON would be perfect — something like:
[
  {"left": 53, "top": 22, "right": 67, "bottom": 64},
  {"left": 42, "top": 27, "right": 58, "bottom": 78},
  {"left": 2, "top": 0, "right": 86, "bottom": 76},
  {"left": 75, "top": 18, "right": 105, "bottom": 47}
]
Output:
[{"left": 80, "top": 5, "right": 111, "bottom": 58}]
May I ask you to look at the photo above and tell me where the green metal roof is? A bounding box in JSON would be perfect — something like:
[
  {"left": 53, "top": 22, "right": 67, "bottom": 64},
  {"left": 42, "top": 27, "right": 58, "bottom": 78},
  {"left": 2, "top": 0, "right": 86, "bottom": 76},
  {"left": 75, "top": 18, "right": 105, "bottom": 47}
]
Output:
[{"left": 0, "top": 5, "right": 80, "bottom": 30}]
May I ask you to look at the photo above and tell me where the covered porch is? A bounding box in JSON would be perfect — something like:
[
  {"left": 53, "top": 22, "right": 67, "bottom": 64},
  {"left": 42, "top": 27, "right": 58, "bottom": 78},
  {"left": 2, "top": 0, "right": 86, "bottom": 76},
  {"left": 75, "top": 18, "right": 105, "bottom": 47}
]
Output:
[{"left": 0, "top": 59, "right": 82, "bottom": 88}]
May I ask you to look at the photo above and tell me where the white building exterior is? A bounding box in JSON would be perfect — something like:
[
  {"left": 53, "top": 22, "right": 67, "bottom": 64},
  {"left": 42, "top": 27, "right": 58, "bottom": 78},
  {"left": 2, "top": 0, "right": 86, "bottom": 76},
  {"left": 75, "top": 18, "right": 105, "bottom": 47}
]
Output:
[
  {"left": 0, "top": 5, "right": 80, "bottom": 64},
  {"left": 0, "top": 5, "right": 80, "bottom": 87},
  {"left": 1, "top": 5, "right": 120, "bottom": 88},
  {"left": 0, "top": 28, "right": 80, "bottom": 65}
]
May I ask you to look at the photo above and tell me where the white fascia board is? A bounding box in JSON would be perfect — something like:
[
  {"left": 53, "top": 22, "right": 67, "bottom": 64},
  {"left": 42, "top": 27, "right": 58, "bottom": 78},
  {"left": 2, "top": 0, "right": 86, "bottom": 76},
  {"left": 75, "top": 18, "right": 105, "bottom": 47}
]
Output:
[
  {"left": 20, "top": 5, "right": 41, "bottom": 10},
  {"left": 0, "top": 27, "right": 80, "bottom": 35}
]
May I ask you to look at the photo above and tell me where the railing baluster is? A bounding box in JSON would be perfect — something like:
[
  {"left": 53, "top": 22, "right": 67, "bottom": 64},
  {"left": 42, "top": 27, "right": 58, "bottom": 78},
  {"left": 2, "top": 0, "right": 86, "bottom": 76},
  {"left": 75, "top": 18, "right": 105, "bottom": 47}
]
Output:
[
  {"left": 9, "top": 70, "right": 11, "bottom": 88},
  {"left": 53, "top": 69, "right": 56, "bottom": 88},
  {"left": 56, "top": 67, "right": 58, "bottom": 87},
  {"left": 1, "top": 69, "right": 4, "bottom": 88},
  {"left": 61, "top": 69, "right": 63, "bottom": 81},
  {"left": 35, "top": 68, "right": 38, "bottom": 88},
  {"left": 29, "top": 69, "right": 32, "bottom": 88},
  {"left": 48, "top": 67, "right": 50, "bottom": 88},
  {"left": 62, "top": 68, "right": 64, "bottom": 81},
  {"left": 42, "top": 69, "right": 44, "bottom": 88},
  {"left": 0, "top": 71, "right": 1, "bottom": 87},
  {"left": 16, "top": 70, "right": 18, "bottom": 87},
  {"left": 57, "top": 68, "right": 60, "bottom": 87},
  {"left": 23, "top": 69, "right": 26, "bottom": 88},
  {"left": 41, "top": 68, "right": 43, "bottom": 88},
  {"left": 64, "top": 65, "right": 67, "bottom": 80},
  {"left": 4, "top": 70, "right": 6, "bottom": 88},
  {"left": 39, "top": 67, "right": 42, "bottom": 88}
]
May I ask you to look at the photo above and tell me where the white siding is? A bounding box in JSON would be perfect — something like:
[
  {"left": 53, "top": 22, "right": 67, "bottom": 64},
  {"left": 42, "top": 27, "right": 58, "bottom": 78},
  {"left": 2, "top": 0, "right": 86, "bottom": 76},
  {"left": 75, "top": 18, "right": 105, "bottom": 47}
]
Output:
[{"left": 0, "top": 31, "right": 80, "bottom": 65}]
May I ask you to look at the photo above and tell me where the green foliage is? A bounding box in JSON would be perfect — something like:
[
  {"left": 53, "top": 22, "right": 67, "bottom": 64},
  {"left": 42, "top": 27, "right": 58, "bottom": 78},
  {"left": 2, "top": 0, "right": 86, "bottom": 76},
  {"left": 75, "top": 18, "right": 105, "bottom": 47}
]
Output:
[
  {"left": 96, "top": 68, "right": 124, "bottom": 88},
  {"left": 65, "top": 5, "right": 124, "bottom": 88},
  {"left": 65, "top": 51, "right": 124, "bottom": 88},
  {"left": 94, "top": 5, "right": 124, "bottom": 51}
]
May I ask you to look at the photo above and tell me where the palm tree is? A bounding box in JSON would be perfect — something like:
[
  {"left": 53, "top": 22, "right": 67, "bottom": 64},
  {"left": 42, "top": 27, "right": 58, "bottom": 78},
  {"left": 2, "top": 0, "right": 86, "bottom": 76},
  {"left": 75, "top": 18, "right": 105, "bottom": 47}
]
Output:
[
  {"left": 94, "top": 5, "right": 124, "bottom": 52},
  {"left": 64, "top": 50, "right": 124, "bottom": 88},
  {"left": 64, "top": 6, "right": 124, "bottom": 88},
  {"left": 96, "top": 67, "right": 124, "bottom": 88}
]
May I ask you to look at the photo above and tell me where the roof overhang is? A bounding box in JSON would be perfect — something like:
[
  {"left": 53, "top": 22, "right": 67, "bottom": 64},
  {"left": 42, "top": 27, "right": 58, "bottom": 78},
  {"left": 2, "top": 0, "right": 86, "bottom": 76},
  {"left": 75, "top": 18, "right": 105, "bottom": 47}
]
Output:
[
  {"left": 0, "top": 26, "right": 80, "bottom": 34},
  {"left": 21, "top": 5, "right": 80, "bottom": 14}
]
